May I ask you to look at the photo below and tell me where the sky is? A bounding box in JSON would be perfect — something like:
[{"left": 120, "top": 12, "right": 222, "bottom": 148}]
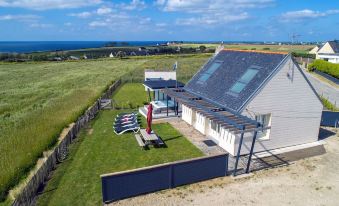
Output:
[{"left": 0, "top": 0, "right": 338, "bottom": 42}]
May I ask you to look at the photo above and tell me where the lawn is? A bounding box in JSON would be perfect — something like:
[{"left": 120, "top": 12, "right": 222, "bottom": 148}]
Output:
[
  {"left": 111, "top": 83, "right": 148, "bottom": 109},
  {"left": 36, "top": 110, "right": 203, "bottom": 206},
  {"left": 0, "top": 54, "right": 209, "bottom": 203}
]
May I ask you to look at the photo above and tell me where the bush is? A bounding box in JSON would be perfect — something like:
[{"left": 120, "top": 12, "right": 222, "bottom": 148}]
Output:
[
  {"left": 263, "top": 48, "right": 270, "bottom": 50},
  {"left": 308, "top": 59, "right": 339, "bottom": 79}
]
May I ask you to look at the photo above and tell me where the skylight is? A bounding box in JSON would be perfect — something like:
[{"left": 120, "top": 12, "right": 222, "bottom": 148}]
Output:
[
  {"left": 198, "top": 61, "right": 223, "bottom": 83},
  {"left": 229, "top": 67, "right": 259, "bottom": 94}
]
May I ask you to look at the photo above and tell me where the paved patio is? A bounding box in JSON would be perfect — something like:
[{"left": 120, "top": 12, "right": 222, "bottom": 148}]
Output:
[{"left": 156, "top": 117, "right": 226, "bottom": 156}]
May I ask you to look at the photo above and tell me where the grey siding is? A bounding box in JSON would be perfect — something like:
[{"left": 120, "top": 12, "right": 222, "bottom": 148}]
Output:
[{"left": 238, "top": 57, "right": 323, "bottom": 155}]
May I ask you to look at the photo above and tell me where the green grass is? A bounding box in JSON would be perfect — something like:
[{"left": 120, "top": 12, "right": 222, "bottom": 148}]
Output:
[
  {"left": 321, "top": 97, "right": 339, "bottom": 111},
  {"left": 223, "top": 44, "right": 314, "bottom": 53},
  {"left": 36, "top": 110, "right": 203, "bottom": 206},
  {"left": 0, "top": 54, "right": 209, "bottom": 202},
  {"left": 111, "top": 83, "right": 148, "bottom": 109}
]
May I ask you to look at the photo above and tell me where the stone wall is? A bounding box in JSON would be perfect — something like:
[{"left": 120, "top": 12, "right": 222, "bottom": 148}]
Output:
[{"left": 12, "top": 79, "right": 122, "bottom": 206}]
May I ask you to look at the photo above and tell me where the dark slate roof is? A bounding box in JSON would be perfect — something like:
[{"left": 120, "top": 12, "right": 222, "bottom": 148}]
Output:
[
  {"left": 327, "top": 40, "right": 339, "bottom": 53},
  {"left": 143, "top": 80, "right": 184, "bottom": 89},
  {"left": 184, "top": 50, "right": 288, "bottom": 112}
]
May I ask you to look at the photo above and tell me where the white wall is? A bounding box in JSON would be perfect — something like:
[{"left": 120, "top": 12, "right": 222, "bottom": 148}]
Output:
[
  {"left": 144, "top": 70, "right": 177, "bottom": 80},
  {"left": 182, "top": 104, "right": 193, "bottom": 125},
  {"left": 318, "top": 54, "right": 339, "bottom": 64},
  {"left": 238, "top": 56, "right": 323, "bottom": 155}
]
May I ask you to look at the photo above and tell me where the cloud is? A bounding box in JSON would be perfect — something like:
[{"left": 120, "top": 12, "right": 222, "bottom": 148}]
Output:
[
  {"left": 30, "top": 23, "right": 53, "bottom": 28},
  {"left": 97, "top": 6, "right": 113, "bottom": 15},
  {"left": 280, "top": 9, "right": 339, "bottom": 22},
  {"left": 176, "top": 12, "right": 249, "bottom": 25},
  {"left": 120, "top": 0, "right": 146, "bottom": 10},
  {"left": 156, "top": 23, "right": 167, "bottom": 27},
  {"left": 0, "top": 0, "right": 102, "bottom": 10},
  {"left": 0, "top": 14, "right": 39, "bottom": 21},
  {"left": 159, "top": 0, "right": 274, "bottom": 12},
  {"left": 157, "top": 0, "right": 273, "bottom": 26},
  {"left": 69, "top": 11, "right": 92, "bottom": 18},
  {"left": 89, "top": 21, "right": 108, "bottom": 27}
]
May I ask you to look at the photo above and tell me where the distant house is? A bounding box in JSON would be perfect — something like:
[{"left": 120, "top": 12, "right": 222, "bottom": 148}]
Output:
[
  {"left": 109, "top": 52, "right": 114, "bottom": 58},
  {"left": 308, "top": 45, "right": 319, "bottom": 54},
  {"left": 163, "top": 49, "right": 323, "bottom": 156},
  {"left": 138, "top": 47, "right": 146, "bottom": 51},
  {"left": 69, "top": 56, "right": 79, "bottom": 60},
  {"left": 83, "top": 54, "right": 88, "bottom": 59},
  {"left": 315, "top": 40, "right": 339, "bottom": 63}
]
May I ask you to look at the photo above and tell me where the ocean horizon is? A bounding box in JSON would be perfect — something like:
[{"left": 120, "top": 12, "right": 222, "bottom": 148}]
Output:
[{"left": 0, "top": 40, "right": 268, "bottom": 53}]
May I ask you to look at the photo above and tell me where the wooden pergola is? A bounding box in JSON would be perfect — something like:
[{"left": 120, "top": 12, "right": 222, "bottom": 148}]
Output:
[{"left": 162, "top": 88, "right": 269, "bottom": 176}]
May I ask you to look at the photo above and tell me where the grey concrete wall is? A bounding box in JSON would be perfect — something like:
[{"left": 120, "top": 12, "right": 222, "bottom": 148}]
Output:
[{"left": 12, "top": 79, "right": 122, "bottom": 206}]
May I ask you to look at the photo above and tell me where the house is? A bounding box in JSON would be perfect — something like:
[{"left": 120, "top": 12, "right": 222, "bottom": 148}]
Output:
[
  {"left": 139, "top": 70, "right": 184, "bottom": 119},
  {"left": 308, "top": 45, "right": 319, "bottom": 54},
  {"left": 68, "top": 56, "right": 79, "bottom": 60},
  {"left": 109, "top": 52, "right": 114, "bottom": 58},
  {"left": 163, "top": 49, "right": 323, "bottom": 157},
  {"left": 315, "top": 40, "right": 339, "bottom": 63}
]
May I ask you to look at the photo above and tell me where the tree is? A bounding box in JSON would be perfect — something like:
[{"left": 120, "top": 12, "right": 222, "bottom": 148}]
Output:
[
  {"left": 199, "top": 45, "right": 207, "bottom": 52},
  {"left": 116, "top": 51, "right": 127, "bottom": 59}
]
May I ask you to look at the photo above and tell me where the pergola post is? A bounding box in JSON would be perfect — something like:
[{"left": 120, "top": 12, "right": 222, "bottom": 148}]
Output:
[
  {"left": 245, "top": 124, "right": 260, "bottom": 173},
  {"left": 178, "top": 102, "right": 179, "bottom": 115},
  {"left": 166, "top": 94, "right": 169, "bottom": 116},
  {"left": 147, "top": 88, "right": 151, "bottom": 102},
  {"left": 233, "top": 126, "right": 246, "bottom": 176}
]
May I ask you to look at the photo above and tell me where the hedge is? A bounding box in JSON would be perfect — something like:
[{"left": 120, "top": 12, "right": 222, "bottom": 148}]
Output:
[
  {"left": 308, "top": 59, "right": 339, "bottom": 79},
  {"left": 291, "top": 52, "right": 315, "bottom": 59}
]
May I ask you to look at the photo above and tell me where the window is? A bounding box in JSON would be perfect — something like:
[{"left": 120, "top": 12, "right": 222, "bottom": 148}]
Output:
[
  {"left": 255, "top": 113, "right": 271, "bottom": 140},
  {"left": 198, "top": 61, "right": 223, "bottom": 83},
  {"left": 228, "top": 67, "right": 259, "bottom": 94}
]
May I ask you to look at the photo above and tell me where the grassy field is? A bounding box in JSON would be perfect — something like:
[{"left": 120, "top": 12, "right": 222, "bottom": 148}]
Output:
[
  {"left": 223, "top": 44, "right": 314, "bottom": 53},
  {"left": 0, "top": 54, "right": 210, "bottom": 202},
  {"left": 36, "top": 83, "right": 203, "bottom": 205}
]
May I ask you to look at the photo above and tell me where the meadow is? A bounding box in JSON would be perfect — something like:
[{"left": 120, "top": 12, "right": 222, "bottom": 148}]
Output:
[
  {"left": 0, "top": 54, "right": 210, "bottom": 202},
  {"left": 222, "top": 44, "right": 314, "bottom": 53}
]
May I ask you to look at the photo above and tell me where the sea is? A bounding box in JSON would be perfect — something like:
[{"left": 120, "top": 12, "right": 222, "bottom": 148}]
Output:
[
  {"left": 0, "top": 41, "right": 173, "bottom": 53},
  {"left": 0, "top": 41, "right": 255, "bottom": 54}
]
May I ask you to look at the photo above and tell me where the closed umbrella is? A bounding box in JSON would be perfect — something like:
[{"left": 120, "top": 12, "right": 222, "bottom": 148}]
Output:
[{"left": 146, "top": 103, "right": 153, "bottom": 134}]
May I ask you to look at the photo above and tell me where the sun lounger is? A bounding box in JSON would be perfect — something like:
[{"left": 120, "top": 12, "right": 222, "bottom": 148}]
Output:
[
  {"left": 116, "top": 112, "right": 137, "bottom": 118},
  {"left": 114, "top": 121, "right": 138, "bottom": 128},
  {"left": 115, "top": 116, "right": 138, "bottom": 122},
  {"left": 114, "top": 120, "right": 138, "bottom": 126},
  {"left": 114, "top": 123, "right": 140, "bottom": 135}
]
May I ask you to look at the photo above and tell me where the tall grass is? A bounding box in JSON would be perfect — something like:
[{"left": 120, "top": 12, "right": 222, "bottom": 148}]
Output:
[{"left": 0, "top": 54, "right": 210, "bottom": 201}]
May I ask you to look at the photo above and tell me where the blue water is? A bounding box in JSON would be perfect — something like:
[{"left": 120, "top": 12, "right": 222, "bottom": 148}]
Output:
[{"left": 0, "top": 41, "right": 171, "bottom": 53}]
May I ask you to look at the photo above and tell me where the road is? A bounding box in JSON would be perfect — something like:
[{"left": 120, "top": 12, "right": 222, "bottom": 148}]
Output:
[{"left": 303, "top": 69, "right": 339, "bottom": 106}]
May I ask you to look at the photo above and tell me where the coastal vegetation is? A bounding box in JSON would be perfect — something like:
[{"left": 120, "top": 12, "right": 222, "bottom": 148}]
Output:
[{"left": 0, "top": 54, "right": 209, "bottom": 202}]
